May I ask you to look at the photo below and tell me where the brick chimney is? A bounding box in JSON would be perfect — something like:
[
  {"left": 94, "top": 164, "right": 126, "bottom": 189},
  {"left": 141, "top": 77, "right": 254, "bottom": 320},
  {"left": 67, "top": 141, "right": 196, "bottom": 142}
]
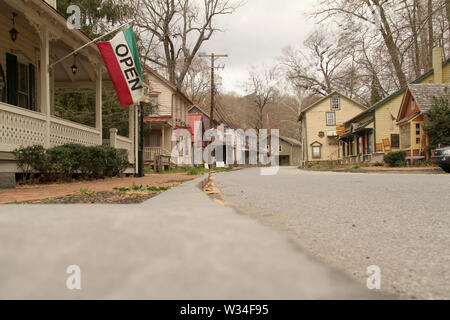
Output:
[{"left": 432, "top": 47, "right": 443, "bottom": 84}]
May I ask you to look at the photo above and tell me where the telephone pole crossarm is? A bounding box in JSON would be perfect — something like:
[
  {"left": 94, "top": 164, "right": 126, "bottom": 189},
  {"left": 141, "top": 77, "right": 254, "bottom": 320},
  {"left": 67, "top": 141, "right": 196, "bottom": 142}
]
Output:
[{"left": 199, "top": 53, "right": 228, "bottom": 128}]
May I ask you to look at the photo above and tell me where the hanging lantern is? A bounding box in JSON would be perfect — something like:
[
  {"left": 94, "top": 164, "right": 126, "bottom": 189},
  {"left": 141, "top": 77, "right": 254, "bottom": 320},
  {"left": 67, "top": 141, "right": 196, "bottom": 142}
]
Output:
[
  {"left": 71, "top": 53, "right": 78, "bottom": 75},
  {"left": 9, "top": 13, "right": 18, "bottom": 42}
]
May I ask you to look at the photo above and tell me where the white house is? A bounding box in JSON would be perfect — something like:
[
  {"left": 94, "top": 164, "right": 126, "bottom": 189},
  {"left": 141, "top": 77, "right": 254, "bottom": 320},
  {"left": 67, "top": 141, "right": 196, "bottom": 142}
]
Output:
[{"left": 0, "top": 0, "right": 138, "bottom": 187}]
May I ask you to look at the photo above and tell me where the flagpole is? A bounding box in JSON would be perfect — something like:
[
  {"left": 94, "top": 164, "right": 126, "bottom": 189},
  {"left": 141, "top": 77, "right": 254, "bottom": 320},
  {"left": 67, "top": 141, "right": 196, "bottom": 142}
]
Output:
[{"left": 49, "top": 20, "right": 135, "bottom": 70}]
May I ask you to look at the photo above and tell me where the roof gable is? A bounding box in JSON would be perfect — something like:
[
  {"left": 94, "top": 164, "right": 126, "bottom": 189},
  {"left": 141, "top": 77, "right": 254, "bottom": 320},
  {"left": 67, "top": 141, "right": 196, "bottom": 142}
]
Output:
[
  {"left": 299, "top": 91, "right": 367, "bottom": 118},
  {"left": 398, "top": 84, "right": 450, "bottom": 120}
]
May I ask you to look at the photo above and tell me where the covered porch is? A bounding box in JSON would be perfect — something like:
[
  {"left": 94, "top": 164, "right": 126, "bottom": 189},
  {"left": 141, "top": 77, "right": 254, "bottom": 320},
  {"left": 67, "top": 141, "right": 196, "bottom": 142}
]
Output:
[
  {"left": 339, "top": 121, "right": 375, "bottom": 164},
  {"left": 0, "top": 0, "right": 137, "bottom": 186},
  {"left": 143, "top": 116, "right": 173, "bottom": 169}
]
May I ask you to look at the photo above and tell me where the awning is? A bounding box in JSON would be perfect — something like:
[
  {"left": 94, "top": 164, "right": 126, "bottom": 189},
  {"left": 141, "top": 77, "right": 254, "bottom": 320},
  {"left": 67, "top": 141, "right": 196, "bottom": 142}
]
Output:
[
  {"left": 338, "top": 132, "right": 353, "bottom": 140},
  {"left": 144, "top": 115, "right": 172, "bottom": 123},
  {"left": 396, "top": 112, "right": 420, "bottom": 125}
]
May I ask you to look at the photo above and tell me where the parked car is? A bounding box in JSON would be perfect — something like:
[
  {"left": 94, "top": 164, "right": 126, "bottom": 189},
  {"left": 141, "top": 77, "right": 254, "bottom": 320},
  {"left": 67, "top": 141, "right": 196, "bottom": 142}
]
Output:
[{"left": 432, "top": 146, "right": 450, "bottom": 173}]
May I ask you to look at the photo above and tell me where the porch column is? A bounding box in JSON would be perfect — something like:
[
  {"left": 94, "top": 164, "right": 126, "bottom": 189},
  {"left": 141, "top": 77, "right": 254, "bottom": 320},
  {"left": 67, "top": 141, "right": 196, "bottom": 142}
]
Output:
[
  {"left": 95, "top": 68, "right": 103, "bottom": 144},
  {"left": 40, "top": 24, "right": 51, "bottom": 148},
  {"left": 161, "top": 126, "right": 165, "bottom": 154}
]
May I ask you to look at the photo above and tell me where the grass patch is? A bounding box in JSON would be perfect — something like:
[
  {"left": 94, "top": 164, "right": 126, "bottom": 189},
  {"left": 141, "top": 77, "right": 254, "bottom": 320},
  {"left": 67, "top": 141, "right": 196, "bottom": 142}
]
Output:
[
  {"left": 213, "top": 166, "right": 233, "bottom": 172},
  {"left": 77, "top": 187, "right": 95, "bottom": 195},
  {"left": 113, "top": 183, "right": 171, "bottom": 193},
  {"left": 345, "top": 164, "right": 361, "bottom": 170}
]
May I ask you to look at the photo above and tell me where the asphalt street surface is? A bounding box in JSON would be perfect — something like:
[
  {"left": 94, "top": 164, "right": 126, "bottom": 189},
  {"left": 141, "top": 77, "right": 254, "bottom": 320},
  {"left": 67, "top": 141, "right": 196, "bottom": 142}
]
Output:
[{"left": 215, "top": 167, "right": 450, "bottom": 299}]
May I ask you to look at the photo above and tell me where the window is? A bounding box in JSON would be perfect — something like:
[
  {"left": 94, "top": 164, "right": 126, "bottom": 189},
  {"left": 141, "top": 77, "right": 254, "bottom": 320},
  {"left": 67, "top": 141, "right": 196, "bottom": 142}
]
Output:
[
  {"left": 6, "top": 53, "right": 35, "bottom": 110},
  {"left": 326, "top": 112, "right": 336, "bottom": 126},
  {"left": 415, "top": 123, "right": 420, "bottom": 135},
  {"left": 311, "top": 142, "right": 322, "bottom": 159},
  {"left": 279, "top": 145, "right": 282, "bottom": 152},
  {"left": 312, "top": 146, "right": 321, "bottom": 158},
  {"left": 17, "top": 62, "right": 29, "bottom": 109},
  {"left": 148, "top": 95, "right": 158, "bottom": 115},
  {"left": 416, "top": 137, "right": 421, "bottom": 144},
  {"left": 400, "top": 125, "right": 411, "bottom": 149},
  {"left": 391, "top": 134, "right": 400, "bottom": 148},
  {"left": 331, "top": 96, "right": 340, "bottom": 110}
]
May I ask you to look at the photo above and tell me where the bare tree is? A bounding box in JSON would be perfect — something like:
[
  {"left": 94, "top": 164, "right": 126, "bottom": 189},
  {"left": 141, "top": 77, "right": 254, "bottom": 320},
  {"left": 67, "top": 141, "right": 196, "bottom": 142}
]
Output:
[
  {"left": 132, "top": 0, "right": 238, "bottom": 88},
  {"left": 180, "top": 56, "right": 210, "bottom": 104},
  {"left": 280, "top": 28, "right": 359, "bottom": 98},
  {"left": 313, "top": 0, "right": 408, "bottom": 87},
  {"left": 244, "top": 66, "right": 281, "bottom": 130}
]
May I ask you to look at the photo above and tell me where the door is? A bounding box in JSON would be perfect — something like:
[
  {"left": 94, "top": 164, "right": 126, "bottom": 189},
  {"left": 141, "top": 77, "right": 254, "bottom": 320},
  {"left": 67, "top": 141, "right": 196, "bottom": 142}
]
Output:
[{"left": 280, "top": 155, "right": 290, "bottom": 166}]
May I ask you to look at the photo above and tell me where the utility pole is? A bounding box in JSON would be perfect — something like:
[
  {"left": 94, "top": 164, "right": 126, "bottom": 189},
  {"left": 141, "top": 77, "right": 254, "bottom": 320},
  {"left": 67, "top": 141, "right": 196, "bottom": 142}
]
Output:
[
  {"left": 138, "top": 101, "right": 144, "bottom": 177},
  {"left": 199, "top": 53, "right": 228, "bottom": 128}
]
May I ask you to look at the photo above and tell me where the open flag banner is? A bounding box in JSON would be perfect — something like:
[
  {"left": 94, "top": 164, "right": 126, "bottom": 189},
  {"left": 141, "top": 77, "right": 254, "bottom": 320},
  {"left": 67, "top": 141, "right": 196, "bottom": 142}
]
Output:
[{"left": 97, "top": 27, "right": 144, "bottom": 107}]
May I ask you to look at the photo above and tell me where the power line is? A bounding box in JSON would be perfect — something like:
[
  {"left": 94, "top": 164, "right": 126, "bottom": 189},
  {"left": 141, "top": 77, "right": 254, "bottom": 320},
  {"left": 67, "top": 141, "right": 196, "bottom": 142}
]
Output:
[{"left": 198, "top": 53, "right": 228, "bottom": 128}]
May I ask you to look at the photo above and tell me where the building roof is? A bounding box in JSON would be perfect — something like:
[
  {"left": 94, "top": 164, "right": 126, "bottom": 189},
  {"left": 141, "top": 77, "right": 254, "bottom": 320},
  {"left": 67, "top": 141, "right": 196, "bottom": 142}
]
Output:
[
  {"left": 188, "top": 105, "right": 210, "bottom": 118},
  {"left": 408, "top": 83, "right": 450, "bottom": 114},
  {"left": 143, "top": 66, "right": 193, "bottom": 106},
  {"left": 298, "top": 91, "right": 367, "bottom": 121},
  {"left": 279, "top": 136, "right": 302, "bottom": 147},
  {"left": 345, "top": 58, "right": 450, "bottom": 124}
]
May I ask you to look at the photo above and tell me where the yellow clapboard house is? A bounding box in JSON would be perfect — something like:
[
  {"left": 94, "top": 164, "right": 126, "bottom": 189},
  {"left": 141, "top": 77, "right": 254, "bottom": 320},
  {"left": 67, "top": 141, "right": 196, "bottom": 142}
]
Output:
[{"left": 339, "top": 47, "right": 450, "bottom": 164}]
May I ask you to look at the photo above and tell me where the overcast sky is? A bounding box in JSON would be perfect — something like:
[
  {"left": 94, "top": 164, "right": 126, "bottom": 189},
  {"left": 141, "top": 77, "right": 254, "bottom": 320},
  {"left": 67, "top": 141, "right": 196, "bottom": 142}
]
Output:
[{"left": 202, "top": 0, "right": 318, "bottom": 94}]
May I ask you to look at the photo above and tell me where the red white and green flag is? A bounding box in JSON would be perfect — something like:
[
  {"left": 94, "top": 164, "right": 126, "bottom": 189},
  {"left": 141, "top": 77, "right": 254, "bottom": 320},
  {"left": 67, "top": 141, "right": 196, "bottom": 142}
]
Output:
[{"left": 97, "top": 27, "right": 144, "bottom": 107}]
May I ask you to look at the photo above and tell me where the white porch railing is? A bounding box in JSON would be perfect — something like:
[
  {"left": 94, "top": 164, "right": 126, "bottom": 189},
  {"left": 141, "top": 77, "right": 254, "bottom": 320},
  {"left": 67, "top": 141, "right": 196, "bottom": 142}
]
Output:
[
  {"left": 0, "top": 102, "right": 101, "bottom": 152},
  {"left": 107, "top": 128, "right": 135, "bottom": 164},
  {"left": 144, "top": 147, "right": 161, "bottom": 162},
  {"left": 116, "top": 135, "right": 134, "bottom": 164},
  {"left": 50, "top": 116, "right": 100, "bottom": 147},
  {"left": 0, "top": 103, "right": 47, "bottom": 151}
]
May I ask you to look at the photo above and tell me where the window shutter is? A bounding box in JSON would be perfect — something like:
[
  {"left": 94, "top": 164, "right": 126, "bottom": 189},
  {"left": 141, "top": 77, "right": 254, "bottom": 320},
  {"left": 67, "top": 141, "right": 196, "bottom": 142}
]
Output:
[
  {"left": 6, "top": 53, "right": 18, "bottom": 106},
  {"left": 29, "top": 64, "right": 36, "bottom": 110},
  {"left": 0, "top": 64, "right": 5, "bottom": 102}
]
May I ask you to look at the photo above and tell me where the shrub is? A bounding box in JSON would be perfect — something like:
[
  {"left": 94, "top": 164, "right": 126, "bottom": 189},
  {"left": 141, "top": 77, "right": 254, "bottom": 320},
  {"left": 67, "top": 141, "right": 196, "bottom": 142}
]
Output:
[
  {"left": 384, "top": 151, "right": 406, "bottom": 167},
  {"left": 12, "top": 145, "right": 47, "bottom": 182},
  {"left": 13, "top": 144, "right": 129, "bottom": 183},
  {"left": 423, "top": 97, "right": 450, "bottom": 152}
]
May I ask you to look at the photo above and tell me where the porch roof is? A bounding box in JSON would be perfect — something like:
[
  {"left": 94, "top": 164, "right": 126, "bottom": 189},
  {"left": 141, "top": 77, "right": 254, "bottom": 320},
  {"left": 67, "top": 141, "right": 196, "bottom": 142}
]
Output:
[
  {"left": 144, "top": 115, "right": 172, "bottom": 123},
  {"left": 3, "top": 0, "right": 115, "bottom": 91}
]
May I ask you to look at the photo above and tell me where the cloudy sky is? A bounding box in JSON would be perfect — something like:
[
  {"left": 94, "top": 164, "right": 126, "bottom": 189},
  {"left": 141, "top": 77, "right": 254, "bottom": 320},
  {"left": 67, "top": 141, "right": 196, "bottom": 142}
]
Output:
[{"left": 202, "top": 0, "right": 318, "bottom": 94}]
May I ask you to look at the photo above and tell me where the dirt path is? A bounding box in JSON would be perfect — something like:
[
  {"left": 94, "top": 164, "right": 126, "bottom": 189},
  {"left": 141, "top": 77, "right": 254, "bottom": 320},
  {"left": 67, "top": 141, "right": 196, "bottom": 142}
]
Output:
[{"left": 0, "top": 173, "right": 200, "bottom": 204}]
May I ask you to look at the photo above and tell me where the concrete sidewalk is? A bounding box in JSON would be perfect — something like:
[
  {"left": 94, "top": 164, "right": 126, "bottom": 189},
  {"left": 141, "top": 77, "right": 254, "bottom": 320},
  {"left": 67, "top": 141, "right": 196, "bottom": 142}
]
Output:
[{"left": 0, "top": 176, "right": 379, "bottom": 299}]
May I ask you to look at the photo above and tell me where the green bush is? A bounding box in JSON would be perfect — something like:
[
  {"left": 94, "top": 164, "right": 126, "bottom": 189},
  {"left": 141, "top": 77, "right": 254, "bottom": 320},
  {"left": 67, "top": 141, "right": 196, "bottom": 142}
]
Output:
[
  {"left": 13, "top": 144, "right": 129, "bottom": 183},
  {"left": 384, "top": 151, "right": 406, "bottom": 167},
  {"left": 185, "top": 167, "right": 208, "bottom": 175},
  {"left": 12, "top": 145, "right": 47, "bottom": 182}
]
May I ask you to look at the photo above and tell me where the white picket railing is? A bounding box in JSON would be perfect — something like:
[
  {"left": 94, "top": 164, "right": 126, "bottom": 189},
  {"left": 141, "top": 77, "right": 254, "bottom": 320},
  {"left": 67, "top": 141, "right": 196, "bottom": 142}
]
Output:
[
  {"left": 50, "top": 116, "right": 100, "bottom": 147},
  {"left": 116, "top": 135, "right": 134, "bottom": 164},
  {"left": 0, "top": 102, "right": 101, "bottom": 152},
  {"left": 143, "top": 147, "right": 161, "bottom": 162},
  {"left": 0, "top": 103, "right": 47, "bottom": 151}
]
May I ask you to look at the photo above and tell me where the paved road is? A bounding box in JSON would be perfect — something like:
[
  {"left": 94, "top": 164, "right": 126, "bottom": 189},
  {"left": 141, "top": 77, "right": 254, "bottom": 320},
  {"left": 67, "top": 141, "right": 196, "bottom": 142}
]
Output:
[
  {"left": 0, "top": 177, "right": 376, "bottom": 299},
  {"left": 215, "top": 167, "right": 450, "bottom": 299}
]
